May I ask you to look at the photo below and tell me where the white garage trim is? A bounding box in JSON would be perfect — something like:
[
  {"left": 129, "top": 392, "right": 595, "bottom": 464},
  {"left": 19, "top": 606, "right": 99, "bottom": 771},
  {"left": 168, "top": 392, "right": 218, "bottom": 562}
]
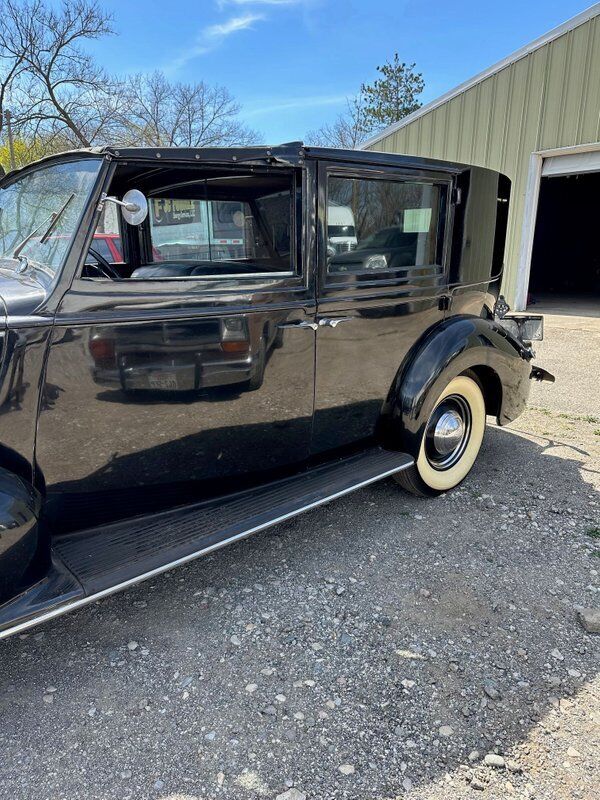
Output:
[
  {"left": 515, "top": 141, "right": 600, "bottom": 310},
  {"left": 542, "top": 150, "right": 600, "bottom": 176}
]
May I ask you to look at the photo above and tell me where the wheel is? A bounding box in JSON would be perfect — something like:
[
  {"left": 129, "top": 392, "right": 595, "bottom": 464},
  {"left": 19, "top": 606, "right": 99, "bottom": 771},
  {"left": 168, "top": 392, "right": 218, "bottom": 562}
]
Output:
[
  {"left": 247, "top": 336, "right": 266, "bottom": 391},
  {"left": 394, "top": 372, "right": 486, "bottom": 497}
]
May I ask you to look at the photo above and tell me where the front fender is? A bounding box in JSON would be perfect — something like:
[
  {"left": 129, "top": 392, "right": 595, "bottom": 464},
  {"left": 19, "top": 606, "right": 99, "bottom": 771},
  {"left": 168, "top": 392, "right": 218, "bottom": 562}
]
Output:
[
  {"left": 386, "top": 315, "right": 533, "bottom": 457},
  {"left": 0, "top": 467, "right": 47, "bottom": 606}
]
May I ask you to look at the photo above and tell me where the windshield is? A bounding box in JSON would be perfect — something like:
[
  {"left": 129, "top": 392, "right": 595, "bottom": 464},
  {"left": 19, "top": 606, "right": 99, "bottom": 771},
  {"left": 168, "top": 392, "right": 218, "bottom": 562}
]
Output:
[{"left": 0, "top": 158, "right": 102, "bottom": 277}]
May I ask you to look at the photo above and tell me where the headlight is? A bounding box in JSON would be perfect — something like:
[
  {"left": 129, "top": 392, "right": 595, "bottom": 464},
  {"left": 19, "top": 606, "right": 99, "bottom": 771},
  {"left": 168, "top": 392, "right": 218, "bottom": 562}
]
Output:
[
  {"left": 364, "top": 254, "right": 387, "bottom": 271},
  {"left": 220, "top": 316, "right": 247, "bottom": 341}
]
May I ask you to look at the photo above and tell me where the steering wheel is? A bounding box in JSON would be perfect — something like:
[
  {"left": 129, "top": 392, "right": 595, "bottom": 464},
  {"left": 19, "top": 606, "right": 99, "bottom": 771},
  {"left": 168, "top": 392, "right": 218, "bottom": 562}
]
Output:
[{"left": 87, "top": 246, "right": 121, "bottom": 280}]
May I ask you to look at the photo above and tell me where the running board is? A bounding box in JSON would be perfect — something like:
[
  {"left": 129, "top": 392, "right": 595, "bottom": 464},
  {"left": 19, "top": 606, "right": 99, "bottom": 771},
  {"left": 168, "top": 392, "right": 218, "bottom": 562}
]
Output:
[{"left": 1, "top": 447, "right": 412, "bottom": 638}]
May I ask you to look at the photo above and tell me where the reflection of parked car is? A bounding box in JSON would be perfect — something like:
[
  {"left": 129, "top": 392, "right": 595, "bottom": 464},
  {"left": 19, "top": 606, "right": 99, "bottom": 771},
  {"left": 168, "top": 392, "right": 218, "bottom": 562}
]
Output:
[
  {"left": 329, "top": 227, "right": 420, "bottom": 272},
  {"left": 327, "top": 201, "right": 357, "bottom": 254},
  {"left": 89, "top": 314, "right": 280, "bottom": 393},
  {"left": 0, "top": 143, "right": 553, "bottom": 639}
]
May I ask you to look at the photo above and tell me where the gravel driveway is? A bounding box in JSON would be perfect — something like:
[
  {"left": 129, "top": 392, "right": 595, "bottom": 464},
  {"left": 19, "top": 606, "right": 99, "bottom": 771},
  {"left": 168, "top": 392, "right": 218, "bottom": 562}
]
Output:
[{"left": 1, "top": 310, "right": 598, "bottom": 800}]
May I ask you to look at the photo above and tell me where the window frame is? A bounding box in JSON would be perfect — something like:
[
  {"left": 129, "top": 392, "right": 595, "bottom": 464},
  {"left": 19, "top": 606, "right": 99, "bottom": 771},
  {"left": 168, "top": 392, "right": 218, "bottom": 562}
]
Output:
[
  {"left": 319, "top": 162, "right": 453, "bottom": 292},
  {"left": 77, "top": 162, "right": 307, "bottom": 292}
]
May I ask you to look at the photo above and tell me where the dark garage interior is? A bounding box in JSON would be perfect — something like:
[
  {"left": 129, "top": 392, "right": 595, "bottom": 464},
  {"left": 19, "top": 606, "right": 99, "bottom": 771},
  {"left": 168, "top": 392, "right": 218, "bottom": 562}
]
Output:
[{"left": 528, "top": 171, "right": 600, "bottom": 305}]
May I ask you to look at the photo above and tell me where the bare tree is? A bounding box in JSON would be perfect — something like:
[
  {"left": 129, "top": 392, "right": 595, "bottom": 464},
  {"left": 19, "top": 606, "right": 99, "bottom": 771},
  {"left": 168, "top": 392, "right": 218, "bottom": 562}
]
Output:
[
  {"left": 1, "top": 0, "right": 123, "bottom": 147},
  {"left": 120, "top": 72, "right": 259, "bottom": 148},
  {"left": 0, "top": 1, "right": 259, "bottom": 163},
  {"left": 0, "top": 0, "right": 29, "bottom": 138},
  {"left": 306, "top": 93, "right": 372, "bottom": 149}
]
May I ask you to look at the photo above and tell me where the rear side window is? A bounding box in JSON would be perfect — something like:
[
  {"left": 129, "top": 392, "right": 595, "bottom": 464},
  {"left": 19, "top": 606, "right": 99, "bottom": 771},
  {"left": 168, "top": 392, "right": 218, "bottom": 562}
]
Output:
[{"left": 327, "top": 175, "right": 446, "bottom": 273}]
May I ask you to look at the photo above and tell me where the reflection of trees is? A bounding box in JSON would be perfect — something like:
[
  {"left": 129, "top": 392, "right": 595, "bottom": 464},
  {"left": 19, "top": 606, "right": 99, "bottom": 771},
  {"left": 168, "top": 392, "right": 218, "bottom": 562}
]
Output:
[
  {"left": 329, "top": 177, "right": 435, "bottom": 244},
  {"left": 0, "top": 161, "right": 98, "bottom": 267}
]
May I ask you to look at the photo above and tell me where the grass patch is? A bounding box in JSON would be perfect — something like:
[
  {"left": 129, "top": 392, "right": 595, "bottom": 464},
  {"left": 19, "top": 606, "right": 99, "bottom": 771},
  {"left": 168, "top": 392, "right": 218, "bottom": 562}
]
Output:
[
  {"left": 533, "top": 406, "right": 599, "bottom": 424},
  {"left": 586, "top": 527, "right": 600, "bottom": 539}
]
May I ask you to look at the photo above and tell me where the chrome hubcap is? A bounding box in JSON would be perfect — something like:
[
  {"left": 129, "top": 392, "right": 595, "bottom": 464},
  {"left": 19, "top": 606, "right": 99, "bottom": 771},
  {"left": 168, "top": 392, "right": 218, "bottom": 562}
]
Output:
[
  {"left": 433, "top": 411, "right": 465, "bottom": 455},
  {"left": 425, "top": 395, "right": 472, "bottom": 470}
]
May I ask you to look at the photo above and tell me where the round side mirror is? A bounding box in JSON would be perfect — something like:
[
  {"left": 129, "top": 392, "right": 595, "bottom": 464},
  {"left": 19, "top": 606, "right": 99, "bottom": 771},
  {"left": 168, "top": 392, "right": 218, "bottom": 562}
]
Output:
[{"left": 121, "top": 189, "right": 148, "bottom": 226}]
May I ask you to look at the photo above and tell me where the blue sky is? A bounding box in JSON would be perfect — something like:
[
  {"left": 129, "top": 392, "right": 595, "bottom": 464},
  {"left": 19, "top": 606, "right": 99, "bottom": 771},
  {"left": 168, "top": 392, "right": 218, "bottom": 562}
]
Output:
[{"left": 87, "top": 0, "right": 593, "bottom": 142}]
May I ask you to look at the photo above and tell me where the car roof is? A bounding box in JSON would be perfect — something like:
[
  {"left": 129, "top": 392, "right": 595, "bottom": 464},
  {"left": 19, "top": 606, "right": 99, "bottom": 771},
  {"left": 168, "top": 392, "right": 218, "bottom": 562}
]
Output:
[{"left": 2, "top": 142, "right": 485, "bottom": 180}]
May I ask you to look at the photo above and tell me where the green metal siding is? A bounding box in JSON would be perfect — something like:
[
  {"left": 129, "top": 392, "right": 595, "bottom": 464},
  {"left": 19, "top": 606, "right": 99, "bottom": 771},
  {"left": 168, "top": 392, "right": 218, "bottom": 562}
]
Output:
[{"left": 367, "top": 15, "right": 600, "bottom": 306}]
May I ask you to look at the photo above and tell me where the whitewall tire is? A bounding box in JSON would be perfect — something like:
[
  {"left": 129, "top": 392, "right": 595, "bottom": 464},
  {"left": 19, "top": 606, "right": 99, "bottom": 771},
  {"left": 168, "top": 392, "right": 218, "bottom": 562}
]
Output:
[{"left": 394, "top": 373, "right": 486, "bottom": 496}]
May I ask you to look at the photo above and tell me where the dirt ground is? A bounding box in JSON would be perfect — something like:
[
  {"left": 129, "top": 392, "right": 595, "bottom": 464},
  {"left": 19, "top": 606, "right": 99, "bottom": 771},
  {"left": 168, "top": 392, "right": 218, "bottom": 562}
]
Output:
[{"left": 0, "top": 307, "right": 598, "bottom": 800}]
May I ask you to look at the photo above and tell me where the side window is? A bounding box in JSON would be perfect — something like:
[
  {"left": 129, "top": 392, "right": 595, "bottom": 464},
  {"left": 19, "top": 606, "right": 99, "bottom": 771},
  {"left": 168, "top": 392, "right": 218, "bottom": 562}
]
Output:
[
  {"left": 146, "top": 172, "right": 296, "bottom": 277},
  {"left": 327, "top": 175, "right": 446, "bottom": 274}
]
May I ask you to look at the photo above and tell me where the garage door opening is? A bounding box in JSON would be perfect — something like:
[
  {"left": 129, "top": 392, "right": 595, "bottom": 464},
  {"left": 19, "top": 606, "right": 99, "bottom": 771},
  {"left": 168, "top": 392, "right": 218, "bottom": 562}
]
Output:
[{"left": 527, "top": 171, "right": 600, "bottom": 311}]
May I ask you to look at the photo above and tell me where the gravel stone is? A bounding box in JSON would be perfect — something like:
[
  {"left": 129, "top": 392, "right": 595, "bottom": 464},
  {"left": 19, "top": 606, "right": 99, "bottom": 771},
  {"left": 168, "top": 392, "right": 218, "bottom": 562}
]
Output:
[
  {"left": 276, "top": 790, "right": 307, "bottom": 800},
  {"left": 484, "top": 754, "right": 506, "bottom": 768},
  {"left": 483, "top": 679, "right": 502, "bottom": 700},
  {"left": 276, "top": 790, "right": 306, "bottom": 800},
  {"left": 338, "top": 764, "right": 355, "bottom": 775},
  {"left": 577, "top": 607, "right": 600, "bottom": 633}
]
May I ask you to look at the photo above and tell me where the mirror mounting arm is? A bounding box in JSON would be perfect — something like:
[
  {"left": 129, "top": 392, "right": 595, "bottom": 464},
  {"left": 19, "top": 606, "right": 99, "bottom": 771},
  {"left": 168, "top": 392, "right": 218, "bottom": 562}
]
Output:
[
  {"left": 97, "top": 189, "right": 148, "bottom": 226},
  {"left": 98, "top": 192, "right": 140, "bottom": 213}
]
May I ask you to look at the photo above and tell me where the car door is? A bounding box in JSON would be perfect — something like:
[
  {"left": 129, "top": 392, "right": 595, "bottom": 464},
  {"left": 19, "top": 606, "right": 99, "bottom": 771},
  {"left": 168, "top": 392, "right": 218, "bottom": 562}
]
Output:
[
  {"left": 36, "top": 163, "right": 317, "bottom": 532},
  {"left": 312, "top": 161, "right": 452, "bottom": 455}
]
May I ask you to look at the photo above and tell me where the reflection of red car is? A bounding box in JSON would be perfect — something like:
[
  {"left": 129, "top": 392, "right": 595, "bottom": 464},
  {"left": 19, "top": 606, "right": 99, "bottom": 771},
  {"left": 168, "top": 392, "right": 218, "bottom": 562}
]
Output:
[
  {"left": 91, "top": 233, "right": 123, "bottom": 262},
  {"left": 90, "top": 233, "right": 162, "bottom": 264}
]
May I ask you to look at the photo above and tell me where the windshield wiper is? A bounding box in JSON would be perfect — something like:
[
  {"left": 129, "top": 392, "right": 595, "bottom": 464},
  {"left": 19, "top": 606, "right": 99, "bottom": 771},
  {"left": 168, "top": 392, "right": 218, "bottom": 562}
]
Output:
[{"left": 12, "top": 193, "right": 75, "bottom": 260}]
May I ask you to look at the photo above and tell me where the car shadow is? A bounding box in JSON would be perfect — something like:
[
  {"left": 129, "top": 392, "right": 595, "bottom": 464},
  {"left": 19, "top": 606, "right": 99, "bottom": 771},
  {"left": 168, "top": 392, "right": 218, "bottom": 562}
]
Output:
[{"left": 0, "top": 422, "right": 597, "bottom": 798}]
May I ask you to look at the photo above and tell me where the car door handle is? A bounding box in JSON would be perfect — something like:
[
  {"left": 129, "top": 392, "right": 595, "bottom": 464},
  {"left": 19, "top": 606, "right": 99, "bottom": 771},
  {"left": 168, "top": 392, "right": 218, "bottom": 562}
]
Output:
[
  {"left": 277, "top": 319, "right": 318, "bottom": 331},
  {"left": 318, "top": 317, "right": 354, "bottom": 328}
]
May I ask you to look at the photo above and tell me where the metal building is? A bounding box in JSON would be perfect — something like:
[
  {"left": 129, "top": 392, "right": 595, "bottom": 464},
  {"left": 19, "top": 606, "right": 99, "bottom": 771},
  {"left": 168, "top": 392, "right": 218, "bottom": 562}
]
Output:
[{"left": 362, "top": 4, "right": 600, "bottom": 310}]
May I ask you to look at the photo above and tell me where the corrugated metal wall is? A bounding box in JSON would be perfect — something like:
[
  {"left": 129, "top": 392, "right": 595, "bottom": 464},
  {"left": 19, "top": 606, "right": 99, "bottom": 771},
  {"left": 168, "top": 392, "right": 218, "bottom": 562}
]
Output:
[{"left": 367, "top": 14, "right": 600, "bottom": 306}]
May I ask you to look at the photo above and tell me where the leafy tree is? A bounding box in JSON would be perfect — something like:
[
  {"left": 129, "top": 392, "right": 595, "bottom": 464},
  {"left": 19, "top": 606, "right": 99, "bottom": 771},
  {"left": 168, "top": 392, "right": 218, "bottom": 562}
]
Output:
[
  {"left": 361, "top": 54, "right": 424, "bottom": 129},
  {"left": 0, "top": 134, "right": 72, "bottom": 172},
  {"left": 306, "top": 54, "right": 424, "bottom": 149}
]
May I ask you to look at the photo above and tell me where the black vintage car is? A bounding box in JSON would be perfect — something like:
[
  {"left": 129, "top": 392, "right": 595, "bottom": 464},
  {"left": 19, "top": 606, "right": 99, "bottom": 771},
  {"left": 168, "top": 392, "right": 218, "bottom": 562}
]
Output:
[{"left": 0, "top": 143, "right": 552, "bottom": 638}]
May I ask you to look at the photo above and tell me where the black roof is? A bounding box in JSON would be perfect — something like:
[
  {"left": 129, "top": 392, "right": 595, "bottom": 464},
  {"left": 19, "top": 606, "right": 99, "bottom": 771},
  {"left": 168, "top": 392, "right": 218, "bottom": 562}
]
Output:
[{"left": 2, "top": 142, "right": 490, "bottom": 182}]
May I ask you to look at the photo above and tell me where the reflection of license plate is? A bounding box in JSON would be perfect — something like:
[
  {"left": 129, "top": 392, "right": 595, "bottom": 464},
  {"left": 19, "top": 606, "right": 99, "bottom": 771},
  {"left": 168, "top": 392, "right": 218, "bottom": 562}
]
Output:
[{"left": 148, "top": 372, "right": 178, "bottom": 390}]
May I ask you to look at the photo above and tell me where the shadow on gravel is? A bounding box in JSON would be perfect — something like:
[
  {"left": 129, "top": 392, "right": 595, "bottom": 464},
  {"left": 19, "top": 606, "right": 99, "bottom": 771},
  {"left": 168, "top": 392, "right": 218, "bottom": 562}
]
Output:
[{"left": 0, "top": 424, "right": 597, "bottom": 799}]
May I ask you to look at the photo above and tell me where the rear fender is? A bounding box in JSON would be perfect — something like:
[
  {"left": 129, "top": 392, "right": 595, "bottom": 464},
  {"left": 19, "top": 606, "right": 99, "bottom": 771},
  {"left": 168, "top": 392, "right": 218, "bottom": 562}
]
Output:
[{"left": 385, "top": 315, "right": 532, "bottom": 458}]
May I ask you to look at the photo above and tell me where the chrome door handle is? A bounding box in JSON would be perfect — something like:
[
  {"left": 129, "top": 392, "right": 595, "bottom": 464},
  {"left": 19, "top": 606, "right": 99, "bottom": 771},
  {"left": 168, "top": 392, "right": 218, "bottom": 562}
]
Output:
[
  {"left": 277, "top": 319, "right": 318, "bottom": 331},
  {"left": 318, "top": 316, "right": 354, "bottom": 328}
]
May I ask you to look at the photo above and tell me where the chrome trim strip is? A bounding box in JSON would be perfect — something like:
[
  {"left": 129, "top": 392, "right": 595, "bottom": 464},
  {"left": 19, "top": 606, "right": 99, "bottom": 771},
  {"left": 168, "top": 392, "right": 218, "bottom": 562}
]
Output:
[{"left": 0, "top": 458, "right": 413, "bottom": 640}]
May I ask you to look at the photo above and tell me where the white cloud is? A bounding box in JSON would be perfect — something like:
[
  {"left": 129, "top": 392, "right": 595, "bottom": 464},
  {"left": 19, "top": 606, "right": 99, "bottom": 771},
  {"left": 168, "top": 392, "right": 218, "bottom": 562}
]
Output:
[
  {"left": 167, "top": 13, "right": 263, "bottom": 72},
  {"left": 219, "top": 1, "right": 300, "bottom": 6},
  {"left": 244, "top": 93, "right": 349, "bottom": 117},
  {"left": 204, "top": 13, "right": 264, "bottom": 38}
]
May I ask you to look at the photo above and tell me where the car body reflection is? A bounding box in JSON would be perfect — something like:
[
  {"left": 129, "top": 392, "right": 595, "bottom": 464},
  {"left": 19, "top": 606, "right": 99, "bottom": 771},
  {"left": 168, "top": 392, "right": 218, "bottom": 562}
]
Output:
[
  {"left": 329, "top": 227, "right": 421, "bottom": 273},
  {"left": 88, "top": 314, "right": 282, "bottom": 395}
]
